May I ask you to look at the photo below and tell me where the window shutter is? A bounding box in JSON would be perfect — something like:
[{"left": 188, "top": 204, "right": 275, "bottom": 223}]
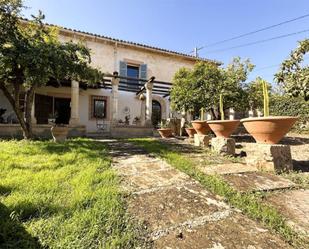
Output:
[
  {"left": 140, "top": 64, "right": 147, "bottom": 79},
  {"left": 119, "top": 61, "right": 127, "bottom": 87}
]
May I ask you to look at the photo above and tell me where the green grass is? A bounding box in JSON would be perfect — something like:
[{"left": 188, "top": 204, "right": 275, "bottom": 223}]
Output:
[
  {"left": 282, "top": 171, "right": 309, "bottom": 189},
  {"left": 129, "top": 138, "right": 308, "bottom": 249},
  {"left": 0, "top": 138, "right": 148, "bottom": 249}
]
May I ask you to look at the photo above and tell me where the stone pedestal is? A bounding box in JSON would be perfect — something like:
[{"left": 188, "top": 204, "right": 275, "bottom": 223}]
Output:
[
  {"left": 211, "top": 137, "right": 235, "bottom": 155},
  {"left": 184, "top": 137, "right": 194, "bottom": 144},
  {"left": 194, "top": 134, "right": 210, "bottom": 147},
  {"left": 245, "top": 143, "right": 293, "bottom": 172}
]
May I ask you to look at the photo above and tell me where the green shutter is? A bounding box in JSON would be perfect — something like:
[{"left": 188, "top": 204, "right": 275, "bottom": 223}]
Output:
[
  {"left": 119, "top": 61, "right": 127, "bottom": 77},
  {"left": 140, "top": 64, "right": 147, "bottom": 79}
]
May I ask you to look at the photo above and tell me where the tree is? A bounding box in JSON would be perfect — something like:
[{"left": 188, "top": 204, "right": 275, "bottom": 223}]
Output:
[
  {"left": 170, "top": 57, "right": 254, "bottom": 119},
  {"left": 0, "top": 0, "right": 104, "bottom": 139},
  {"left": 245, "top": 77, "right": 272, "bottom": 111},
  {"left": 275, "top": 39, "right": 309, "bottom": 101}
]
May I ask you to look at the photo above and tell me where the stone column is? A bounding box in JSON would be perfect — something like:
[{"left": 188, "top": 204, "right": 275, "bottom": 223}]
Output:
[
  {"left": 139, "top": 94, "right": 146, "bottom": 126},
  {"left": 31, "top": 95, "right": 37, "bottom": 125},
  {"left": 69, "top": 80, "right": 80, "bottom": 125},
  {"left": 145, "top": 77, "right": 154, "bottom": 126},
  {"left": 229, "top": 108, "right": 235, "bottom": 120},
  {"left": 111, "top": 71, "right": 120, "bottom": 124},
  {"left": 249, "top": 109, "right": 254, "bottom": 118},
  {"left": 206, "top": 112, "right": 212, "bottom": 120}
]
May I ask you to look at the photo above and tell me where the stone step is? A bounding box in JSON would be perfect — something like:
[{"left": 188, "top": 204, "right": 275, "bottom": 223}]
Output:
[
  {"left": 198, "top": 163, "right": 257, "bottom": 175},
  {"left": 222, "top": 171, "right": 296, "bottom": 193},
  {"left": 154, "top": 213, "right": 292, "bottom": 249}
]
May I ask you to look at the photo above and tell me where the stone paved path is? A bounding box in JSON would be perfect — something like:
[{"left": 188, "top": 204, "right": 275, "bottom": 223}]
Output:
[
  {"left": 107, "top": 140, "right": 291, "bottom": 249},
  {"left": 167, "top": 137, "right": 309, "bottom": 240}
]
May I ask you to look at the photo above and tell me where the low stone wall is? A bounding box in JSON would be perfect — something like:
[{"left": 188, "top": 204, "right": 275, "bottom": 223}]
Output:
[
  {"left": 110, "top": 125, "right": 153, "bottom": 138},
  {"left": 0, "top": 124, "right": 86, "bottom": 139}
]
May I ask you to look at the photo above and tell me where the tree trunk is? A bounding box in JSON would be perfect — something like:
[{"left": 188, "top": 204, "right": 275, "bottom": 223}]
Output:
[
  {"left": 24, "top": 87, "right": 35, "bottom": 139},
  {"left": 210, "top": 108, "right": 218, "bottom": 120},
  {"left": 0, "top": 83, "right": 34, "bottom": 139}
]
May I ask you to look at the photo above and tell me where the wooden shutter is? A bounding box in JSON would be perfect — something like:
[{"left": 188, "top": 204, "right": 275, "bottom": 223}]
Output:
[
  {"left": 140, "top": 64, "right": 147, "bottom": 79},
  {"left": 119, "top": 61, "right": 127, "bottom": 77}
]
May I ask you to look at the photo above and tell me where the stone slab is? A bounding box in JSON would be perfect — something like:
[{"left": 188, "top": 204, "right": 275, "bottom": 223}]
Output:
[
  {"left": 245, "top": 143, "right": 293, "bottom": 172},
  {"left": 122, "top": 168, "right": 191, "bottom": 191},
  {"left": 194, "top": 134, "right": 210, "bottom": 147},
  {"left": 266, "top": 189, "right": 309, "bottom": 237},
  {"left": 211, "top": 137, "right": 235, "bottom": 155},
  {"left": 114, "top": 160, "right": 171, "bottom": 175},
  {"left": 199, "top": 163, "right": 257, "bottom": 175},
  {"left": 222, "top": 172, "right": 296, "bottom": 192},
  {"left": 128, "top": 183, "right": 230, "bottom": 231},
  {"left": 154, "top": 213, "right": 292, "bottom": 249}
]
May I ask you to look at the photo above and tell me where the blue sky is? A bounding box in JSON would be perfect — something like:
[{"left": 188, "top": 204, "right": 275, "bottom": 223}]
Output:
[{"left": 23, "top": 0, "right": 309, "bottom": 84}]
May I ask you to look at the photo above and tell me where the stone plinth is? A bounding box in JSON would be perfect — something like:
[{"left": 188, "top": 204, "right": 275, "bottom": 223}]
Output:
[
  {"left": 211, "top": 137, "right": 235, "bottom": 155},
  {"left": 245, "top": 143, "right": 293, "bottom": 172},
  {"left": 194, "top": 134, "right": 210, "bottom": 147},
  {"left": 184, "top": 137, "right": 194, "bottom": 144}
]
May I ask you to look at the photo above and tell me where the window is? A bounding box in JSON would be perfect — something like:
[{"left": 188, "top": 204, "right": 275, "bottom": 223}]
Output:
[
  {"left": 93, "top": 99, "right": 106, "bottom": 118},
  {"left": 90, "top": 96, "right": 107, "bottom": 119},
  {"left": 127, "top": 65, "right": 140, "bottom": 89}
]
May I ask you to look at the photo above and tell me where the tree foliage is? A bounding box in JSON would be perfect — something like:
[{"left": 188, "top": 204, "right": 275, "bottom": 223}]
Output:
[
  {"left": 0, "top": 0, "right": 104, "bottom": 139},
  {"left": 275, "top": 39, "right": 309, "bottom": 101},
  {"left": 270, "top": 95, "right": 309, "bottom": 132},
  {"left": 171, "top": 57, "right": 254, "bottom": 119},
  {"left": 245, "top": 77, "right": 272, "bottom": 111}
]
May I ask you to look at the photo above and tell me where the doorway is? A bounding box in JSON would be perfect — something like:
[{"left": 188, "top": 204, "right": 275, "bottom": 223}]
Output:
[
  {"left": 35, "top": 94, "right": 71, "bottom": 124},
  {"left": 152, "top": 100, "right": 162, "bottom": 127},
  {"left": 54, "top": 97, "right": 71, "bottom": 124}
]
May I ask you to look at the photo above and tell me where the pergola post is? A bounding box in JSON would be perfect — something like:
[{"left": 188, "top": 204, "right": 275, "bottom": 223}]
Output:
[
  {"left": 145, "top": 77, "right": 155, "bottom": 126},
  {"left": 31, "top": 95, "right": 37, "bottom": 124},
  {"left": 111, "top": 71, "right": 120, "bottom": 124},
  {"left": 69, "top": 80, "right": 80, "bottom": 125},
  {"left": 229, "top": 108, "right": 235, "bottom": 120}
]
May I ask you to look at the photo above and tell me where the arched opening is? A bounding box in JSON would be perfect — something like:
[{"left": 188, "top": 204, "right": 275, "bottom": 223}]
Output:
[{"left": 152, "top": 100, "right": 161, "bottom": 127}]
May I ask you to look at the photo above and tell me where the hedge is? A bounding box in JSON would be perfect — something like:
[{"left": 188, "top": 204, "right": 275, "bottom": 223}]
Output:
[{"left": 270, "top": 95, "right": 309, "bottom": 133}]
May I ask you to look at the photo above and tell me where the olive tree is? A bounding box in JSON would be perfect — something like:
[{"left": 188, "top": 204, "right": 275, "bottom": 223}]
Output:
[
  {"left": 275, "top": 39, "right": 309, "bottom": 101},
  {"left": 0, "top": 0, "right": 104, "bottom": 139}
]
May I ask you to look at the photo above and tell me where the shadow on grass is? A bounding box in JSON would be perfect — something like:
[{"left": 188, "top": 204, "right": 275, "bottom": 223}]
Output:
[
  {"left": 39, "top": 139, "right": 106, "bottom": 155},
  {"left": 0, "top": 203, "right": 45, "bottom": 249},
  {"left": 293, "top": 160, "right": 309, "bottom": 172}
]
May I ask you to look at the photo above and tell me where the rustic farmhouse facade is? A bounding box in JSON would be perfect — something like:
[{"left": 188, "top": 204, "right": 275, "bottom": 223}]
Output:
[{"left": 0, "top": 23, "right": 216, "bottom": 138}]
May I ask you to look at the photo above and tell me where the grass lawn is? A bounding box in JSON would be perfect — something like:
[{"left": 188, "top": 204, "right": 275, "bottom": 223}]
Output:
[
  {"left": 0, "top": 138, "right": 146, "bottom": 249},
  {"left": 129, "top": 138, "right": 308, "bottom": 249}
]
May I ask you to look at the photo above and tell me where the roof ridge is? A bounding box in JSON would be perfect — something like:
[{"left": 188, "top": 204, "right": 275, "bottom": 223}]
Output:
[{"left": 21, "top": 18, "right": 221, "bottom": 64}]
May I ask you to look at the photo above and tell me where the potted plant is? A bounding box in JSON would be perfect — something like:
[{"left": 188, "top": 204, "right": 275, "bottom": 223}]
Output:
[
  {"left": 241, "top": 80, "right": 298, "bottom": 144},
  {"left": 184, "top": 122, "right": 196, "bottom": 138},
  {"left": 191, "top": 108, "right": 210, "bottom": 135},
  {"left": 207, "top": 94, "right": 240, "bottom": 138},
  {"left": 157, "top": 120, "right": 173, "bottom": 138},
  {"left": 133, "top": 116, "right": 141, "bottom": 126}
]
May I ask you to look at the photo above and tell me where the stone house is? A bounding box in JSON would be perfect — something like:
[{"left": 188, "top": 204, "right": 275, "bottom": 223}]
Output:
[{"left": 0, "top": 22, "right": 217, "bottom": 138}]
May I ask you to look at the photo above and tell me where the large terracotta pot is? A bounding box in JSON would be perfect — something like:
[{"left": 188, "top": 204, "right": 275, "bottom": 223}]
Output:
[
  {"left": 207, "top": 120, "right": 240, "bottom": 138},
  {"left": 185, "top": 127, "right": 197, "bottom": 138},
  {"left": 241, "top": 116, "right": 298, "bottom": 144},
  {"left": 191, "top": 120, "right": 210, "bottom": 135},
  {"left": 51, "top": 126, "right": 69, "bottom": 142},
  {"left": 157, "top": 128, "right": 173, "bottom": 138}
]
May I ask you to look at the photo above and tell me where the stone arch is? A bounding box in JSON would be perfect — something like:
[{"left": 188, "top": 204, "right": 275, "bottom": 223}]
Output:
[{"left": 152, "top": 95, "right": 167, "bottom": 120}]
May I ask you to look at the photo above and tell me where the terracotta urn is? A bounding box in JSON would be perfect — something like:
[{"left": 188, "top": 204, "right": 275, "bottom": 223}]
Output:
[
  {"left": 51, "top": 126, "right": 69, "bottom": 142},
  {"left": 241, "top": 116, "right": 298, "bottom": 144},
  {"left": 191, "top": 120, "right": 210, "bottom": 135},
  {"left": 185, "top": 127, "right": 197, "bottom": 138},
  {"left": 207, "top": 120, "right": 240, "bottom": 138},
  {"left": 157, "top": 128, "right": 173, "bottom": 138}
]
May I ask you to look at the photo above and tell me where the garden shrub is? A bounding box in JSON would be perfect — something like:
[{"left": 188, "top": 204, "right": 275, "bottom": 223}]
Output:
[{"left": 270, "top": 95, "right": 309, "bottom": 133}]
